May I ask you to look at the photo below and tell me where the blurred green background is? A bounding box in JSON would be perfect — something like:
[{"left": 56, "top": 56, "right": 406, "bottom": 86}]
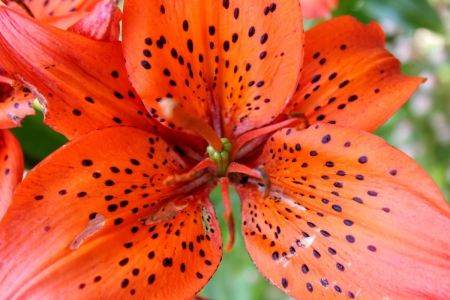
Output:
[{"left": 10, "top": 0, "right": 450, "bottom": 299}]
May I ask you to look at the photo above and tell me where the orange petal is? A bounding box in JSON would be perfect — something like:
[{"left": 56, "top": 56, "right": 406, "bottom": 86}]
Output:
[
  {"left": 122, "top": 0, "right": 304, "bottom": 140},
  {"left": 0, "top": 90, "right": 35, "bottom": 128},
  {"left": 283, "top": 16, "right": 424, "bottom": 132},
  {"left": 0, "top": 66, "right": 35, "bottom": 128},
  {"left": 0, "top": 126, "right": 222, "bottom": 298},
  {"left": 67, "top": 0, "right": 122, "bottom": 42},
  {"left": 0, "top": 6, "right": 157, "bottom": 139},
  {"left": 2, "top": 0, "right": 102, "bottom": 28},
  {"left": 0, "top": 129, "right": 23, "bottom": 219},
  {"left": 235, "top": 124, "right": 450, "bottom": 299},
  {"left": 300, "top": 0, "right": 337, "bottom": 19},
  {"left": 38, "top": 11, "right": 90, "bottom": 29}
]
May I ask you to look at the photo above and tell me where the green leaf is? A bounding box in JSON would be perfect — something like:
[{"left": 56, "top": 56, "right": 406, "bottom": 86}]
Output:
[
  {"left": 333, "top": 0, "right": 443, "bottom": 34},
  {"left": 10, "top": 109, "right": 68, "bottom": 169}
]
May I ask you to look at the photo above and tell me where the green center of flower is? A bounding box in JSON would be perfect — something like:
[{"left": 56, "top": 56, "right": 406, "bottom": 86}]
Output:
[{"left": 207, "top": 138, "right": 232, "bottom": 177}]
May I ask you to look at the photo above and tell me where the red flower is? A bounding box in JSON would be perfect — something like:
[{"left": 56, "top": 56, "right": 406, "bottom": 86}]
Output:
[{"left": 0, "top": 1, "right": 449, "bottom": 299}]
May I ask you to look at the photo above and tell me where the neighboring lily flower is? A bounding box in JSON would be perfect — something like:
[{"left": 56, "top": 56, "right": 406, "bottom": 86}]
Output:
[
  {"left": 0, "top": 0, "right": 120, "bottom": 125},
  {"left": 0, "top": 26, "right": 28, "bottom": 218},
  {"left": 0, "top": 129, "right": 23, "bottom": 218},
  {"left": 0, "top": 0, "right": 121, "bottom": 218},
  {"left": 1, "top": 0, "right": 101, "bottom": 29},
  {"left": 0, "top": 1, "right": 449, "bottom": 300},
  {"left": 301, "top": 0, "right": 338, "bottom": 19},
  {"left": 0, "top": 22, "right": 30, "bottom": 219}
]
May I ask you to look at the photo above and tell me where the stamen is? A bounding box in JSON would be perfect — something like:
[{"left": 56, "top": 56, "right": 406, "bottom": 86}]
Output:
[
  {"left": 219, "top": 177, "right": 235, "bottom": 251},
  {"left": 288, "top": 111, "right": 309, "bottom": 130},
  {"left": 228, "top": 163, "right": 271, "bottom": 199},
  {"left": 158, "top": 173, "right": 214, "bottom": 201},
  {"left": 11, "top": 80, "right": 31, "bottom": 93},
  {"left": 230, "top": 116, "right": 307, "bottom": 161},
  {"left": 164, "top": 158, "right": 216, "bottom": 186},
  {"left": 5, "top": 0, "right": 35, "bottom": 17},
  {"left": 0, "top": 75, "right": 13, "bottom": 85},
  {"left": 159, "top": 98, "right": 223, "bottom": 151}
]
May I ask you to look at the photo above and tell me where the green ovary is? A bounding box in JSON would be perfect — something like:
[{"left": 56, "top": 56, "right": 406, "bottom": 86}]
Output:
[{"left": 207, "top": 138, "right": 232, "bottom": 177}]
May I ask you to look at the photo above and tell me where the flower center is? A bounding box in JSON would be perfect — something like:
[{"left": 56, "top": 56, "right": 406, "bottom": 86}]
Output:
[
  {"left": 207, "top": 138, "right": 232, "bottom": 177},
  {"left": 159, "top": 98, "right": 230, "bottom": 176},
  {"left": 159, "top": 98, "right": 310, "bottom": 251}
]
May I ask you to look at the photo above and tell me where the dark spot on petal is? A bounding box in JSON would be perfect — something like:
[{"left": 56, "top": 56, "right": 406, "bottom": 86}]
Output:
[
  {"left": 346, "top": 235, "right": 355, "bottom": 243},
  {"left": 367, "top": 245, "right": 377, "bottom": 252}
]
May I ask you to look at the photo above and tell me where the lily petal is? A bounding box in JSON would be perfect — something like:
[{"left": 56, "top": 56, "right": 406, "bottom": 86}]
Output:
[
  {"left": 301, "top": 0, "right": 337, "bottom": 19},
  {"left": 67, "top": 0, "right": 122, "bottom": 42},
  {"left": 122, "top": 0, "right": 304, "bottom": 140},
  {"left": 284, "top": 16, "right": 424, "bottom": 132},
  {"left": 0, "top": 65, "right": 35, "bottom": 128},
  {"left": 0, "top": 7, "right": 157, "bottom": 139},
  {"left": 0, "top": 129, "right": 23, "bottom": 219},
  {"left": 0, "top": 90, "right": 35, "bottom": 128},
  {"left": 2, "top": 0, "right": 101, "bottom": 29},
  {"left": 0, "top": 126, "right": 222, "bottom": 299},
  {"left": 236, "top": 124, "right": 450, "bottom": 299},
  {"left": 20, "top": 0, "right": 98, "bottom": 18}
]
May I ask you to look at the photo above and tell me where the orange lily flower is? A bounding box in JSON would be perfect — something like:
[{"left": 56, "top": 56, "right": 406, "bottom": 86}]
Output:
[
  {"left": 0, "top": 0, "right": 121, "bottom": 218},
  {"left": 0, "top": 43, "right": 29, "bottom": 219},
  {"left": 0, "top": 1, "right": 449, "bottom": 299}
]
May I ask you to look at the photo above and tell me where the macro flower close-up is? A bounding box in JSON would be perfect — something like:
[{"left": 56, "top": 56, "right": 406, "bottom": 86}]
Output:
[{"left": 0, "top": 0, "right": 449, "bottom": 299}]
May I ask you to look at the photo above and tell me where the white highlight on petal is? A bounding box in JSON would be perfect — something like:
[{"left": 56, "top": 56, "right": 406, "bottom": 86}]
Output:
[
  {"left": 69, "top": 214, "right": 106, "bottom": 250},
  {"left": 16, "top": 74, "right": 47, "bottom": 114},
  {"left": 139, "top": 198, "right": 189, "bottom": 225},
  {"left": 299, "top": 235, "right": 315, "bottom": 248},
  {"left": 269, "top": 191, "right": 307, "bottom": 211}
]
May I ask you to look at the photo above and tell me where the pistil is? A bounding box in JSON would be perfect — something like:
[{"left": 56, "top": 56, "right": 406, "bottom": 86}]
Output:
[{"left": 207, "top": 138, "right": 232, "bottom": 177}]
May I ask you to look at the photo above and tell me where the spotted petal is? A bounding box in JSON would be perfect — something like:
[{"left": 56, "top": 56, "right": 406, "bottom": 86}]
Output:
[
  {"left": 0, "top": 126, "right": 222, "bottom": 299},
  {"left": 2, "top": 0, "right": 101, "bottom": 29},
  {"left": 122, "top": 0, "right": 304, "bottom": 140},
  {"left": 235, "top": 124, "right": 450, "bottom": 299},
  {"left": 0, "top": 6, "right": 157, "bottom": 140},
  {"left": 0, "top": 129, "right": 23, "bottom": 219},
  {"left": 283, "top": 16, "right": 424, "bottom": 132},
  {"left": 0, "top": 66, "right": 35, "bottom": 128}
]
